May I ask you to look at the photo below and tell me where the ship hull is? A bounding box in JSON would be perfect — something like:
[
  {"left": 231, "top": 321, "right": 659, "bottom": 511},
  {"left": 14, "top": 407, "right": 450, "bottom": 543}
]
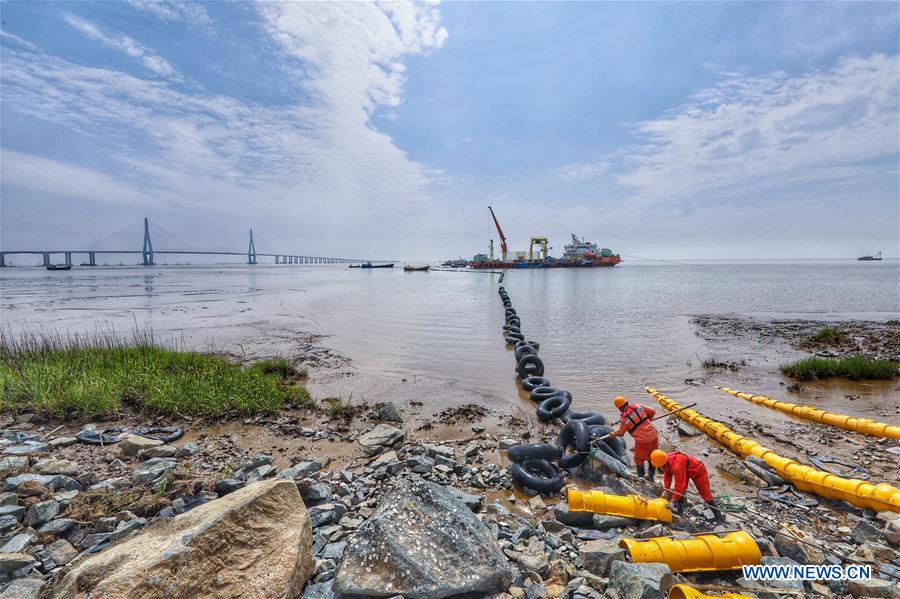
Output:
[{"left": 468, "top": 256, "right": 621, "bottom": 269}]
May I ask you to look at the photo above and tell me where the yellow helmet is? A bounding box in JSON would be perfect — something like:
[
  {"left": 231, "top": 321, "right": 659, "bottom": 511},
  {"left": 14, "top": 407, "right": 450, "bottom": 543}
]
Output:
[
  {"left": 614, "top": 396, "right": 628, "bottom": 409},
  {"left": 650, "top": 449, "right": 668, "bottom": 468}
]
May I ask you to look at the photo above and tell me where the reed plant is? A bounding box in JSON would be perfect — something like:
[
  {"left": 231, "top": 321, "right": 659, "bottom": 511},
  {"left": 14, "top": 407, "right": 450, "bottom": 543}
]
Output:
[
  {"left": 780, "top": 355, "right": 898, "bottom": 381},
  {"left": 0, "top": 326, "right": 311, "bottom": 419}
]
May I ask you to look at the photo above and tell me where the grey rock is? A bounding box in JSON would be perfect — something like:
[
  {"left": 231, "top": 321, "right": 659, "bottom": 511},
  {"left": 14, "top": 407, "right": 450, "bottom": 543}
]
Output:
[
  {"left": 137, "top": 446, "right": 177, "bottom": 460},
  {"left": 608, "top": 561, "right": 673, "bottom": 599},
  {"left": 0, "top": 506, "right": 24, "bottom": 521},
  {"left": 77, "top": 533, "right": 112, "bottom": 550},
  {"left": 423, "top": 444, "right": 454, "bottom": 459},
  {"left": 774, "top": 529, "right": 825, "bottom": 565},
  {"left": 0, "top": 535, "right": 32, "bottom": 554},
  {"left": 308, "top": 503, "right": 347, "bottom": 528},
  {"left": 0, "top": 494, "right": 17, "bottom": 507},
  {"left": 0, "top": 458, "right": 28, "bottom": 472},
  {"left": 446, "top": 486, "right": 483, "bottom": 512},
  {"left": 243, "top": 464, "right": 276, "bottom": 482},
  {"left": 0, "top": 554, "right": 35, "bottom": 574},
  {"left": 635, "top": 524, "right": 665, "bottom": 539},
  {"left": 302, "top": 581, "right": 336, "bottom": 599},
  {"left": 117, "top": 434, "right": 162, "bottom": 457},
  {"left": 554, "top": 501, "right": 594, "bottom": 527},
  {"left": 333, "top": 479, "right": 513, "bottom": 598},
  {"left": 95, "top": 517, "right": 118, "bottom": 533},
  {"left": 47, "top": 436, "right": 77, "bottom": 448},
  {"left": 0, "top": 578, "right": 44, "bottom": 598},
  {"left": 46, "top": 539, "right": 78, "bottom": 567},
  {"left": 580, "top": 538, "right": 625, "bottom": 577},
  {"left": 3, "top": 443, "right": 49, "bottom": 456},
  {"left": 358, "top": 424, "right": 405, "bottom": 448},
  {"left": 675, "top": 421, "right": 701, "bottom": 437},
  {"left": 133, "top": 457, "right": 177, "bottom": 486},
  {"left": 407, "top": 455, "right": 434, "bottom": 474},
  {"left": 24, "top": 500, "right": 59, "bottom": 527},
  {"left": 109, "top": 517, "right": 147, "bottom": 541},
  {"left": 32, "top": 458, "right": 78, "bottom": 476},
  {"left": 109, "top": 459, "right": 127, "bottom": 470},
  {"left": 886, "top": 520, "right": 900, "bottom": 548},
  {"left": 278, "top": 458, "right": 329, "bottom": 480},
  {"left": 517, "top": 553, "right": 550, "bottom": 578},
  {"left": 238, "top": 454, "right": 275, "bottom": 472},
  {"left": 368, "top": 402, "right": 403, "bottom": 423},
  {"left": 0, "top": 517, "right": 17, "bottom": 533},
  {"left": 174, "top": 442, "right": 198, "bottom": 457},
  {"left": 36, "top": 518, "right": 73, "bottom": 536},
  {"left": 215, "top": 479, "right": 244, "bottom": 495},
  {"left": 4, "top": 474, "right": 76, "bottom": 492},
  {"left": 592, "top": 514, "right": 635, "bottom": 531},
  {"left": 320, "top": 541, "right": 346, "bottom": 561},
  {"left": 301, "top": 483, "right": 333, "bottom": 507},
  {"left": 848, "top": 578, "right": 900, "bottom": 598},
  {"left": 850, "top": 520, "right": 883, "bottom": 545}
]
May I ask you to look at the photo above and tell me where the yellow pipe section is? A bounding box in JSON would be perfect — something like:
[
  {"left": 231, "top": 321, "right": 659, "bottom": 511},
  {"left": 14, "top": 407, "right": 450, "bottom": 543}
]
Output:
[
  {"left": 645, "top": 387, "right": 900, "bottom": 514},
  {"left": 619, "top": 531, "right": 761, "bottom": 573},
  {"left": 668, "top": 584, "right": 755, "bottom": 599},
  {"left": 566, "top": 488, "right": 673, "bottom": 523},
  {"left": 719, "top": 387, "right": 900, "bottom": 440}
]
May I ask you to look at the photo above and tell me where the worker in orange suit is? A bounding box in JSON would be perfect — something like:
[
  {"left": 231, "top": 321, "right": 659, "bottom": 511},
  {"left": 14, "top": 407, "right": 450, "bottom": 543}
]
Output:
[
  {"left": 608, "top": 396, "right": 659, "bottom": 480},
  {"left": 651, "top": 449, "right": 726, "bottom": 524}
]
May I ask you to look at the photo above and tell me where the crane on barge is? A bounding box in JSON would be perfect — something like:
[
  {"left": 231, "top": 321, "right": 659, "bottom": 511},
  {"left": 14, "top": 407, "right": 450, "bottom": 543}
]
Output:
[{"left": 489, "top": 206, "right": 508, "bottom": 262}]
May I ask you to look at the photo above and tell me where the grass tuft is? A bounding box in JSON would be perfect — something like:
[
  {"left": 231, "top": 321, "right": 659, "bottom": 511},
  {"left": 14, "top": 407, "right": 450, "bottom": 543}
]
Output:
[
  {"left": 0, "top": 327, "right": 311, "bottom": 419},
  {"left": 780, "top": 355, "right": 898, "bottom": 381},
  {"left": 810, "top": 327, "right": 845, "bottom": 343}
]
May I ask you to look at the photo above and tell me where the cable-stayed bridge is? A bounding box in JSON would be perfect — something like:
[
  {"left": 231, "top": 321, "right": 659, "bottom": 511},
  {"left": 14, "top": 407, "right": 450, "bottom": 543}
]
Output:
[{"left": 0, "top": 219, "right": 387, "bottom": 267}]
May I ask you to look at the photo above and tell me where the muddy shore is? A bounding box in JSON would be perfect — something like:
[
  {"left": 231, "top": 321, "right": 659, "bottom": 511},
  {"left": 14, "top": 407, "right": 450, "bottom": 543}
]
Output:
[{"left": 0, "top": 315, "right": 897, "bottom": 597}]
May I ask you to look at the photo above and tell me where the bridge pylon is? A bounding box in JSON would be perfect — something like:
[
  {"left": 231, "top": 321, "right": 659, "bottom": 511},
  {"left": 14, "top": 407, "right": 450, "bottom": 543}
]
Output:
[
  {"left": 142, "top": 218, "right": 155, "bottom": 266},
  {"left": 248, "top": 229, "right": 257, "bottom": 265}
]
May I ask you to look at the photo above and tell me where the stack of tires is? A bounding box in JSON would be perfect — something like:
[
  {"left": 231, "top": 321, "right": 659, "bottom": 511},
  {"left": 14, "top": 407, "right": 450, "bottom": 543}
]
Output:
[{"left": 499, "top": 285, "right": 630, "bottom": 495}]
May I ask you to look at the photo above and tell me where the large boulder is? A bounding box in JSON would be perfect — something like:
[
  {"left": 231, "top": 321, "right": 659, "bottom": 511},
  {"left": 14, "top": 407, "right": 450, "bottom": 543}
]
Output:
[
  {"left": 46, "top": 479, "right": 314, "bottom": 599},
  {"left": 333, "top": 479, "right": 513, "bottom": 598}
]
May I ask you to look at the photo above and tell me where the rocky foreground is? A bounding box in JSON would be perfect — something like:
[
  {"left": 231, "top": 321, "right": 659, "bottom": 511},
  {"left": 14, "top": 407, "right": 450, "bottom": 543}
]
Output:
[{"left": 0, "top": 404, "right": 896, "bottom": 598}]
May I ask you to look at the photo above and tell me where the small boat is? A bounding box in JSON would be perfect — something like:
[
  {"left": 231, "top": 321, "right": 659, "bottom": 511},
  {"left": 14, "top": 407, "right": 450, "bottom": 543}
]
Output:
[
  {"left": 348, "top": 264, "right": 361, "bottom": 268},
  {"left": 403, "top": 265, "right": 430, "bottom": 272},
  {"left": 359, "top": 262, "right": 394, "bottom": 269},
  {"left": 46, "top": 264, "right": 72, "bottom": 271},
  {"left": 857, "top": 252, "right": 882, "bottom": 261}
]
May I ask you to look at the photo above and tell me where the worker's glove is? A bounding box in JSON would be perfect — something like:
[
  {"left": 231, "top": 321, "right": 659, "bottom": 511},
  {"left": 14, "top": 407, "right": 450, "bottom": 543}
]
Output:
[
  {"left": 663, "top": 490, "right": 672, "bottom": 502},
  {"left": 671, "top": 498, "right": 684, "bottom": 514}
]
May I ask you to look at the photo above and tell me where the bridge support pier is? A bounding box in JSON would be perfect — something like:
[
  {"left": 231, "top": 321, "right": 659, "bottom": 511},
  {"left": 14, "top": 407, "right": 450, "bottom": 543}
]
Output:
[
  {"left": 88, "top": 252, "right": 96, "bottom": 266},
  {"left": 142, "top": 217, "right": 155, "bottom": 266},
  {"left": 64, "top": 252, "right": 72, "bottom": 266},
  {"left": 0, "top": 254, "right": 5, "bottom": 267},
  {"left": 43, "top": 253, "right": 50, "bottom": 267}
]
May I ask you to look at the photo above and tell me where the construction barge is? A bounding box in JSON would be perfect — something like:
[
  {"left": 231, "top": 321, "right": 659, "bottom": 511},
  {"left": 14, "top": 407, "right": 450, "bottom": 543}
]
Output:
[{"left": 467, "top": 207, "right": 621, "bottom": 269}]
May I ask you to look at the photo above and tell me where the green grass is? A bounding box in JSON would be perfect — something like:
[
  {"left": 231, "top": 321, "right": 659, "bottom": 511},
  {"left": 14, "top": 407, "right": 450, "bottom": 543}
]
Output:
[
  {"left": 780, "top": 355, "right": 898, "bottom": 381},
  {"left": 810, "top": 327, "right": 845, "bottom": 343},
  {"left": 0, "top": 328, "right": 312, "bottom": 419}
]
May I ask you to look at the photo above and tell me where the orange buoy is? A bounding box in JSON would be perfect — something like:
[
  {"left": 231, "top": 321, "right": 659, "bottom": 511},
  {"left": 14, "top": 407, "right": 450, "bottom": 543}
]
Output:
[{"left": 567, "top": 488, "right": 672, "bottom": 522}]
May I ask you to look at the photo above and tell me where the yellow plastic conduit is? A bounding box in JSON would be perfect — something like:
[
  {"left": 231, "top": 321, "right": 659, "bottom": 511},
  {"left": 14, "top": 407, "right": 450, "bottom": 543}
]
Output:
[
  {"left": 719, "top": 387, "right": 900, "bottom": 440},
  {"left": 645, "top": 387, "right": 900, "bottom": 514},
  {"left": 619, "top": 531, "right": 762, "bottom": 573},
  {"left": 566, "top": 488, "right": 673, "bottom": 522},
  {"left": 668, "top": 584, "right": 755, "bottom": 599}
]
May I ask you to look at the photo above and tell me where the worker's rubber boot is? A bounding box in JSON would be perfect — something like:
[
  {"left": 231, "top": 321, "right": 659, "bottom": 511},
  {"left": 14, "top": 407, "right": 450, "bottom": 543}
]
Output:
[
  {"left": 636, "top": 463, "right": 646, "bottom": 478},
  {"left": 645, "top": 465, "right": 656, "bottom": 481},
  {"left": 708, "top": 500, "right": 726, "bottom": 525}
]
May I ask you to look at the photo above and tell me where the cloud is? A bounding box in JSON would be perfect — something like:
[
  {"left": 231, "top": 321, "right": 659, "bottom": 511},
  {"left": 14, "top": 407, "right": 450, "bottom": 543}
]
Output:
[
  {"left": 615, "top": 53, "right": 898, "bottom": 204},
  {"left": 62, "top": 13, "right": 180, "bottom": 79},
  {"left": 1, "top": 148, "right": 152, "bottom": 206},
  {"left": 1, "top": 3, "right": 453, "bottom": 256},
  {"left": 124, "top": 0, "right": 210, "bottom": 27},
  {"left": 552, "top": 54, "right": 898, "bottom": 211}
]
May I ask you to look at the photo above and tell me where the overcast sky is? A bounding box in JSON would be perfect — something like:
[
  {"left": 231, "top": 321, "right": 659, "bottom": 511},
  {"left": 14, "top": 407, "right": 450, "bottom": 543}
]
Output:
[{"left": 1, "top": 1, "right": 898, "bottom": 261}]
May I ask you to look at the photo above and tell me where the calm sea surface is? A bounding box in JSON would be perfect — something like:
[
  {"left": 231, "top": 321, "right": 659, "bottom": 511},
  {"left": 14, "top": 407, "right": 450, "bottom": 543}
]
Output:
[{"left": 2, "top": 261, "right": 897, "bottom": 420}]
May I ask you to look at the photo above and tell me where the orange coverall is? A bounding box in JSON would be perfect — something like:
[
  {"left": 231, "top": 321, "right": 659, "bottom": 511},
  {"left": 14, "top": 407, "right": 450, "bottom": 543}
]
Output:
[
  {"left": 662, "top": 450, "right": 714, "bottom": 502},
  {"left": 615, "top": 403, "right": 659, "bottom": 464}
]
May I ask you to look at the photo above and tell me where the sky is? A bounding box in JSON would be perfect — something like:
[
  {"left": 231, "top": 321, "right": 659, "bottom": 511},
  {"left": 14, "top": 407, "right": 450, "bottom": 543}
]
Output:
[{"left": 1, "top": 1, "right": 898, "bottom": 261}]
